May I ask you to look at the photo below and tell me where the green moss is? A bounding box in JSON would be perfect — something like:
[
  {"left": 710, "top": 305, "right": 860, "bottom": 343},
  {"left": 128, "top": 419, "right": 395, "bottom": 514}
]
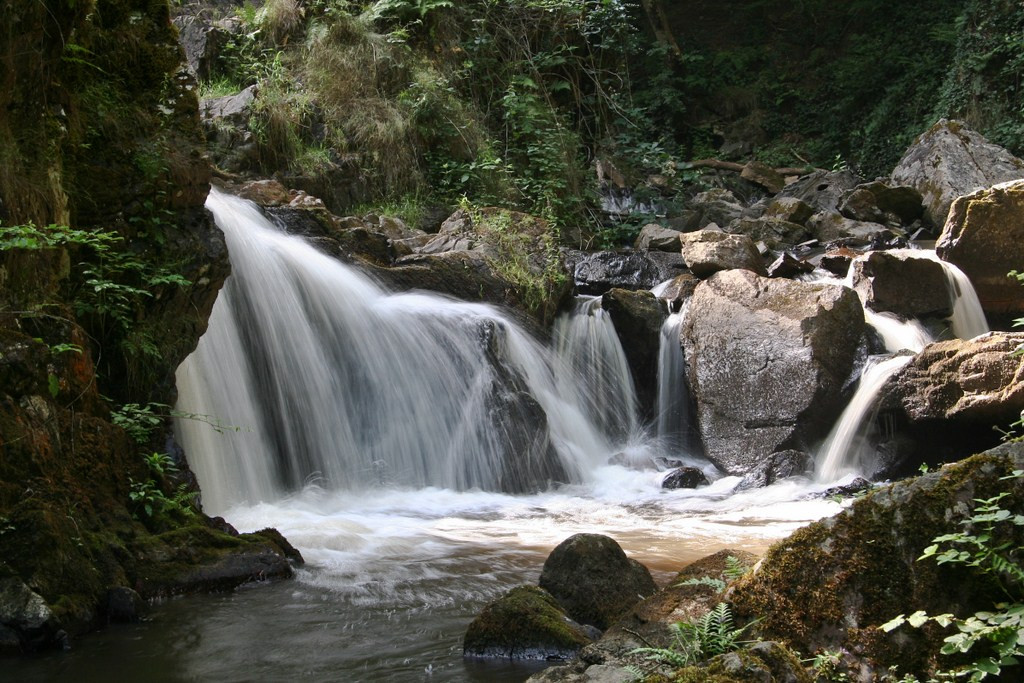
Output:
[{"left": 464, "top": 585, "right": 592, "bottom": 658}]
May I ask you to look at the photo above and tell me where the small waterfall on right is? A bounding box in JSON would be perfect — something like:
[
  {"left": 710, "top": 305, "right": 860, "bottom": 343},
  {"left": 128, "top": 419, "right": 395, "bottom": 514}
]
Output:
[
  {"left": 814, "top": 249, "right": 989, "bottom": 482},
  {"left": 655, "top": 308, "right": 696, "bottom": 457}
]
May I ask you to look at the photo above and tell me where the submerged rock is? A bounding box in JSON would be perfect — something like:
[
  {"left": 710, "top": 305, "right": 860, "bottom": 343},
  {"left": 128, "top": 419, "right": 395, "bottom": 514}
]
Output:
[
  {"left": 662, "top": 466, "right": 710, "bottom": 489},
  {"left": 463, "top": 586, "right": 595, "bottom": 661},
  {"left": 891, "top": 119, "right": 1024, "bottom": 226},
  {"left": 684, "top": 270, "right": 866, "bottom": 475},
  {"left": 937, "top": 179, "right": 1024, "bottom": 319},
  {"left": 539, "top": 534, "right": 657, "bottom": 630}
]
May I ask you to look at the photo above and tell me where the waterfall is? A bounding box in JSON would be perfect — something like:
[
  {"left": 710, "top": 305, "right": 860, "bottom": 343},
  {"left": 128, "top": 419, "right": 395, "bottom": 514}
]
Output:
[
  {"left": 655, "top": 310, "right": 691, "bottom": 449},
  {"left": 816, "top": 354, "right": 914, "bottom": 482},
  {"left": 176, "top": 189, "right": 621, "bottom": 513},
  {"left": 864, "top": 309, "right": 932, "bottom": 354},
  {"left": 552, "top": 296, "right": 640, "bottom": 442}
]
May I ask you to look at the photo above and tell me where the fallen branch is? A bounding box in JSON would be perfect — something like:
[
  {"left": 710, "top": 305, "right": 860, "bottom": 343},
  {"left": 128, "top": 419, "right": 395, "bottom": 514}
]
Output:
[{"left": 682, "top": 158, "right": 819, "bottom": 176}]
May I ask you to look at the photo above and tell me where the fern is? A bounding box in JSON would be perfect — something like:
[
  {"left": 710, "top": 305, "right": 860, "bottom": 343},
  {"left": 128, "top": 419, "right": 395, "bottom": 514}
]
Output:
[{"left": 630, "top": 602, "right": 754, "bottom": 670}]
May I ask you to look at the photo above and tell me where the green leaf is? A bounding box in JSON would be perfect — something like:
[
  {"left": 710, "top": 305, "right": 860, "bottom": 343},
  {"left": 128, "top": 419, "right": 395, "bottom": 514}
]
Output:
[
  {"left": 47, "top": 373, "right": 60, "bottom": 399},
  {"left": 908, "top": 611, "right": 930, "bottom": 628}
]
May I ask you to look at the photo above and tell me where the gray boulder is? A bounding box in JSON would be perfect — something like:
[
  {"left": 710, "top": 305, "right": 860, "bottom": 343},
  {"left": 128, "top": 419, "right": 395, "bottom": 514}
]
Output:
[
  {"left": 728, "top": 217, "right": 812, "bottom": 251},
  {"left": 937, "top": 179, "right": 1024, "bottom": 318},
  {"left": 891, "top": 119, "right": 1024, "bottom": 226},
  {"left": 807, "top": 211, "right": 895, "bottom": 245},
  {"left": 875, "top": 332, "right": 1024, "bottom": 473},
  {"left": 777, "top": 169, "right": 864, "bottom": 213},
  {"left": 684, "top": 270, "right": 866, "bottom": 475},
  {"left": 633, "top": 223, "right": 683, "bottom": 252},
  {"left": 850, "top": 250, "right": 952, "bottom": 319},
  {"left": 572, "top": 252, "right": 664, "bottom": 294},
  {"left": 839, "top": 181, "right": 923, "bottom": 225},
  {"left": 539, "top": 534, "right": 657, "bottom": 630},
  {"left": 761, "top": 196, "right": 815, "bottom": 225},
  {"left": 675, "top": 188, "right": 745, "bottom": 231},
  {"left": 679, "top": 230, "right": 766, "bottom": 278},
  {"left": 662, "top": 466, "right": 710, "bottom": 489},
  {"left": 735, "top": 450, "right": 811, "bottom": 491}
]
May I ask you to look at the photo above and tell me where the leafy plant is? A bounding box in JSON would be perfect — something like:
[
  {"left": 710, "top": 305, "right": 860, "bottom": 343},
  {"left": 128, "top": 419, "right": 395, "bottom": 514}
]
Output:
[
  {"left": 111, "top": 402, "right": 170, "bottom": 445},
  {"left": 880, "top": 470, "right": 1024, "bottom": 681},
  {"left": 129, "top": 478, "right": 197, "bottom": 520},
  {"left": 631, "top": 602, "right": 754, "bottom": 668}
]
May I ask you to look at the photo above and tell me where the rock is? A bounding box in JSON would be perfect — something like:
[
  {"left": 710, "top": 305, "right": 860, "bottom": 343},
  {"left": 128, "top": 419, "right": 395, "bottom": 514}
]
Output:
[
  {"left": 728, "top": 217, "right": 812, "bottom": 251},
  {"left": 600, "top": 289, "right": 667, "bottom": 421},
  {"left": 173, "top": 16, "right": 235, "bottom": 81},
  {"left": 849, "top": 250, "right": 952, "bottom": 319},
  {"left": 105, "top": 587, "right": 145, "bottom": 624},
  {"left": 200, "top": 85, "right": 257, "bottom": 127},
  {"left": 777, "top": 169, "right": 864, "bottom": 213},
  {"left": 819, "top": 477, "right": 872, "bottom": 498},
  {"left": 633, "top": 223, "right": 683, "bottom": 252},
  {"left": 251, "top": 527, "right": 305, "bottom": 564},
  {"left": 572, "top": 252, "right": 664, "bottom": 295},
  {"left": 818, "top": 247, "right": 860, "bottom": 277},
  {"left": 840, "top": 181, "right": 924, "bottom": 225},
  {"left": 645, "top": 251, "right": 690, "bottom": 283},
  {"left": 806, "top": 211, "right": 895, "bottom": 245},
  {"left": 652, "top": 273, "right": 699, "bottom": 311},
  {"left": 762, "top": 196, "right": 815, "bottom": 225},
  {"left": 463, "top": 586, "right": 594, "bottom": 660},
  {"left": 730, "top": 444, "right": 1024, "bottom": 678},
  {"left": 236, "top": 179, "right": 291, "bottom": 206},
  {"left": 684, "top": 271, "right": 866, "bottom": 475},
  {"left": 767, "top": 252, "right": 814, "bottom": 279},
  {"left": 937, "top": 179, "right": 1024, "bottom": 318},
  {"left": 735, "top": 450, "right": 811, "bottom": 491},
  {"left": 0, "top": 574, "right": 61, "bottom": 652},
  {"left": 891, "top": 119, "right": 1024, "bottom": 226},
  {"left": 874, "top": 333, "right": 1024, "bottom": 474},
  {"left": 662, "top": 466, "right": 710, "bottom": 489},
  {"left": 676, "top": 189, "right": 745, "bottom": 231},
  {"left": 539, "top": 534, "right": 657, "bottom": 630},
  {"left": 740, "top": 161, "right": 785, "bottom": 193},
  {"left": 679, "top": 230, "right": 766, "bottom": 278}
]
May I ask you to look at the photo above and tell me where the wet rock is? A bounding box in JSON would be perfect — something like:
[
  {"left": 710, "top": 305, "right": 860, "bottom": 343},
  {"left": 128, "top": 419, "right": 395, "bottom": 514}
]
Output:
[
  {"left": 875, "top": 333, "right": 1024, "bottom": 473},
  {"left": 105, "top": 587, "right": 145, "bottom": 624},
  {"left": 0, "top": 574, "right": 61, "bottom": 652},
  {"left": 767, "top": 252, "right": 814, "bottom": 279},
  {"left": 937, "top": 179, "right": 1024, "bottom": 318},
  {"left": 539, "top": 534, "right": 657, "bottom": 630},
  {"left": 237, "top": 179, "right": 291, "bottom": 206},
  {"left": 633, "top": 223, "right": 683, "bottom": 252},
  {"left": 662, "top": 466, "right": 710, "bottom": 489},
  {"left": 778, "top": 169, "right": 864, "bottom": 213},
  {"left": 818, "top": 247, "right": 860, "bottom": 277},
  {"left": 735, "top": 450, "right": 811, "bottom": 491},
  {"left": 819, "top": 477, "right": 872, "bottom": 498},
  {"left": 463, "top": 586, "right": 595, "bottom": 661},
  {"left": 572, "top": 252, "right": 664, "bottom": 295},
  {"left": 679, "top": 230, "right": 766, "bottom": 278},
  {"left": 653, "top": 273, "right": 699, "bottom": 311},
  {"left": 762, "top": 196, "right": 815, "bottom": 225},
  {"left": 601, "top": 289, "right": 666, "bottom": 421},
  {"left": 849, "top": 250, "right": 952, "bottom": 319},
  {"left": 645, "top": 251, "right": 690, "bottom": 283},
  {"left": 684, "top": 271, "right": 866, "bottom": 475},
  {"left": 730, "top": 444, "right": 1024, "bottom": 678},
  {"left": 891, "top": 119, "right": 1024, "bottom": 226},
  {"left": 252, "top": 527, "right": 305, "bottom": 565}
]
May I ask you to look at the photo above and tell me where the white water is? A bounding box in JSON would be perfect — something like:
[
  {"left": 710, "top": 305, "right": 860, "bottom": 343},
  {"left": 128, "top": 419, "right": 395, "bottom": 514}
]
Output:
[
  {"left": 816, "top": 354, "right": 914, "bottom": 482},
  {"left": 163, "top": 189, "right": 850, "bottom": 681},
  {"left": 656, "top": 310, "right": 691, "bottom": 451},
  {"left": 552, "top": 296, "right": 640, "bottom": 443}
]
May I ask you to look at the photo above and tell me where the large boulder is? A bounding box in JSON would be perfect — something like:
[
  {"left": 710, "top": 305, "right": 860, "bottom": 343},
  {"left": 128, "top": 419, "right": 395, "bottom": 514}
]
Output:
[
  {"left": 937, "top": 179, "right": 1024, "bottom": 319},
  {"left": 679, "top": 230, "right": 766, "bottom": 278},
  {"left": 539, "top": 534, "right": 657, "bottom": 630},
  {"left": 463, "top": 586, "right": 595, "bottom": 661},
  {"left": 600, "top": 289, "right": 667, "bottom": 421},
  {"left": 807, "top": 211, "right": 895, "bottom": 246},
  {"left": 727, "top": 217, "right": 812, "bottom": 251},
  {"left": 730, "top": 444, "right": 1024, "bottom": 678},
  {"left": 777, "top": 169, "right": 864, "bottom": 213},
  {"left": 674, "top": 188, "right": 745, "bottom": 231},
  {"left": 634, "top": 223, "right": 683, "bottom": 252},
  {"left": 683, "top": 270, "right": 866, "bottom": 475},
  {"left": 572, "top": 252, "right": 664, "bottom": 294},
  {"left": 839, "top": 181, "right": 924, "bottom": 226},
  {"left": 849, "top": 250, "right": 952, "bottom": 319},
  {"left": 874, "top": 333, "right": 1024, "bottom": 474},
  {"left": 890, "top": 119, "right": 1024, "bottom": 226}
]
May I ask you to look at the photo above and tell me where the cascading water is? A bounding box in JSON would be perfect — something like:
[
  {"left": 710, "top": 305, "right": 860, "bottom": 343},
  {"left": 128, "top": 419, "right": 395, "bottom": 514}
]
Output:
[
  {"left": 814, "top": 248, "right": 989, "bottom": 482},
  {"left": 552, "top": 296, "right": 639, "bottom": 443},
  {"left": 177, "top": 189, "right": 616, "bottom": 511},
  {"left": 655, "top": 308, "right": 692, "bottom": 451}
]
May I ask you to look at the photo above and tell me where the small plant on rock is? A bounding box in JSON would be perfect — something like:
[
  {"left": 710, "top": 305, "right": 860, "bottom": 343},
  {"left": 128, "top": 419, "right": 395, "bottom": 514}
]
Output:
[{"left": 631, "top": 602, "right": 754, "bottom": 668}]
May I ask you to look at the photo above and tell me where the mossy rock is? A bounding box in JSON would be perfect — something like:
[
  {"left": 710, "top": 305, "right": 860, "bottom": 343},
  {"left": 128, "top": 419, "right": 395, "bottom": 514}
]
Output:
[
  {"left": 464, "top": 585, "right": 594, "bottom": 661},
  {"left": 730, "top": 442, "right": 1024, "bottom": 677},
  {"left": 666, "top": 642, "right": 810, "bottom": 683}
]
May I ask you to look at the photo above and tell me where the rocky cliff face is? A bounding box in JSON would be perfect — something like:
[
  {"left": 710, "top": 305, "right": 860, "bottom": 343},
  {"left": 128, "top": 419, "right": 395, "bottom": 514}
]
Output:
[{"left": 0, "top": 0, "right": 293, "bottom": 654}]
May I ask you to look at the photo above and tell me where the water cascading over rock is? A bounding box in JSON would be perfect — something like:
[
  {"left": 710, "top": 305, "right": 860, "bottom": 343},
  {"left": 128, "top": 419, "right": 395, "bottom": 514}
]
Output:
[{"left": 176, "top": 190, "right": 632, "bottom": 512}]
